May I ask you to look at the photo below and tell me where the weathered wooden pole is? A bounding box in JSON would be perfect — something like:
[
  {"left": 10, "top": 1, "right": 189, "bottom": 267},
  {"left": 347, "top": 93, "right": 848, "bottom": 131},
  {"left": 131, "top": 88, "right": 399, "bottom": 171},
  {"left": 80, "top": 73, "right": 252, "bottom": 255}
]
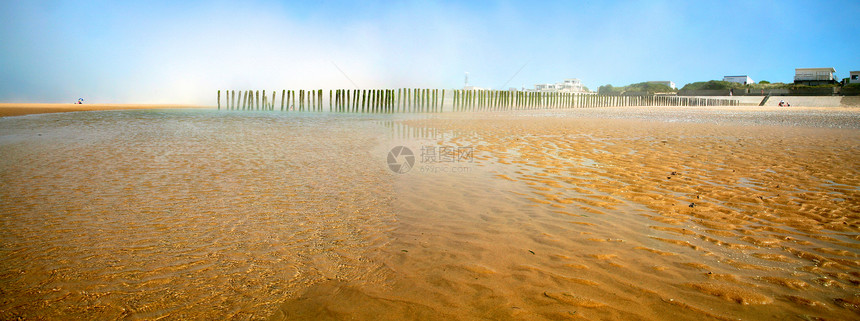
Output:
[
  {"left": 387, "top": 89, "right": 392, "bottom": 113},
  {"left": 348, "top": 89, "right": 353, "bottom": 112},
  {"left": 396, "top": 88, "right": 401, "bottom": 113},
  {"left": 281, "top": 90, "right": 285, "bottom": 111},
  {"left": 359, "top": 90, "right": 365, "bottom": 113},
  {"left": 471, "top": 90, "right": 475, "bottom": 111},
  {"left": 434, "top": 89, "right": 439, "bottom": 112},
  {"left": 419, "top": 89, "right": 424, "bottom": 113},
  {"left": 466, "top": 90, "right": 470, "bottom": 111}
]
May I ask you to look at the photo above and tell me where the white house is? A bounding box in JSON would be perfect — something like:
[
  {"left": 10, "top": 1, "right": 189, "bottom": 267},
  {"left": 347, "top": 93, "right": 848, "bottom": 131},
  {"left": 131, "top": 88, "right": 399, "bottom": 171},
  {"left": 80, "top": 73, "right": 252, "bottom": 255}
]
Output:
[
  {"left": 647, "top": 81, "right": 676, "bottom": 89},
  {"left": 529, "top": 78, "right": 589, "bottom": 93},
  {"left": 723, "top": 75, "right": 754, "bottom": 85},
  {"left": 849, "top": 71, "right": 860, "bottom": 84},
  {"left": 794, "top": 68, "right": 836, "bottom": 85}
]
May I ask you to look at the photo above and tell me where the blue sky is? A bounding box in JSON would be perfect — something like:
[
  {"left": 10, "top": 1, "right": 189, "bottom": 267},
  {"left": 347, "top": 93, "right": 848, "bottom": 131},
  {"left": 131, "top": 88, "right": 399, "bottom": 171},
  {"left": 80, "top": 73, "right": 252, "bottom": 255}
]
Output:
[{"left": 1, "top": 0, "right": 858, "bottom": 104}]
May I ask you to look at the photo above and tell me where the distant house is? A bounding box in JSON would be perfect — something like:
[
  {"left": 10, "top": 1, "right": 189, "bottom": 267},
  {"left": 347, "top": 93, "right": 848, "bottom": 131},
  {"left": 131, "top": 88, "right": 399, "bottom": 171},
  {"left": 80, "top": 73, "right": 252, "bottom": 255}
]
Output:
[
  {"left": 850, "top": 71, "right": 860, "bottom": 84},
  {"left": 527, "top": 78, "right": 589, "bottom": 93},
  {"left": 647, "top": 81, "right": 676, "bottom": 90},
  {"left": 723, "top": 75, "right": 753, "bottom": 85},
  {"left": 794, "top": 68, "right": 837, "bottom": 85}
]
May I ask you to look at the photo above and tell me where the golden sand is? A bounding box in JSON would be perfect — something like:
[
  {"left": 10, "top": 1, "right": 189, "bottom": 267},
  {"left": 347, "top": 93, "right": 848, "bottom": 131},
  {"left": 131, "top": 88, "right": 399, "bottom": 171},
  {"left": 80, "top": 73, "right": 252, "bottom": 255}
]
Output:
[
  {"left": 275, "top": 109, "right": 859, "bottom": 320},
  {"left": 0, "top": 103, "right": 208, "bottom": 117},
  {"left": 1, "top": 107, "right": 858, "bottom": 320}
]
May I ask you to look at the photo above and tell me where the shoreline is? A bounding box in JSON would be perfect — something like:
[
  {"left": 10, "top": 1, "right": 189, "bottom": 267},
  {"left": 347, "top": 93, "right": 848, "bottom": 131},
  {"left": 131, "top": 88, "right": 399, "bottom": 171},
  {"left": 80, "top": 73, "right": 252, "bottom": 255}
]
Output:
[{"left": 0, "top": 103, "right": 211, "bottom": 117}]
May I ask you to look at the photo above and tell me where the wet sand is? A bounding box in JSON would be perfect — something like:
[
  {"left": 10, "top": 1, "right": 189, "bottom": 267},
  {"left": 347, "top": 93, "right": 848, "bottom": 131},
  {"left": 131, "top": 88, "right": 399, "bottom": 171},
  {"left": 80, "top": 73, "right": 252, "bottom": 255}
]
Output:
[
  {"left": 275, "top": 107, "right": 860, "bottom": 320},
  {"left": 1, "top": 107, "right": 858, "bottom": 320},
  {"left": 0, "top": 103, "right": 209, "bottom": 117}
]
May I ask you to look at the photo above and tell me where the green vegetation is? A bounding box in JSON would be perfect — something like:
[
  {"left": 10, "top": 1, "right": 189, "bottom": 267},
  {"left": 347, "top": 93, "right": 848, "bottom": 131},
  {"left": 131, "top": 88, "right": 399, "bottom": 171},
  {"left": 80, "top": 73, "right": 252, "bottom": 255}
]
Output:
[
  {"left": 597, "top": 82, "right": 676, "bottom": 95},
  {"left": 680, "top": 80, "right": 735, "bottom": 91},
  {"left": 597, "top": 84, "right": 622, "bottom": 95},
  {"left": 841, "top": 83, "right": 860, "bottom": 95},
  {"left": 679, "top": 80, "right": 804, "bottom": 91}
]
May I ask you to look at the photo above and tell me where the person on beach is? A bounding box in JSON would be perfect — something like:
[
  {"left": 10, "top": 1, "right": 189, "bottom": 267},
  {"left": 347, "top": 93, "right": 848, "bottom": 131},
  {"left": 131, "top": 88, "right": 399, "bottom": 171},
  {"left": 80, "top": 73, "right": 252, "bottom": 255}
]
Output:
[{"left": 77, "top": 98, "right": 84, "bottom": 104}]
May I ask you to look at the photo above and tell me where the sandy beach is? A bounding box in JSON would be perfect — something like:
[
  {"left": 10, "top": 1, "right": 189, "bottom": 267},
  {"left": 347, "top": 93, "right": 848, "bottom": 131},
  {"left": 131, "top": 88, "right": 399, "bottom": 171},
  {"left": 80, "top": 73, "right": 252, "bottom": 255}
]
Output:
[
  {"left": 0, "top": 103, "right": 209, "bottom": 117},
  {"left": 1, "top": 106, "right": 858, "bottom": 320}
]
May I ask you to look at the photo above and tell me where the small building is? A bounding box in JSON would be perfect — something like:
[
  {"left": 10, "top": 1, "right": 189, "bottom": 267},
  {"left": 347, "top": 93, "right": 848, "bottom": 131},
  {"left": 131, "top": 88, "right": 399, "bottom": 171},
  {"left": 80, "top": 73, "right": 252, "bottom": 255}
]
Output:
[
  {"left": 723, "top": 75, "right": 753, "bottom": 85},
  {"left": 794, "top": 68, "right": 836, "bottom": 85},
  {"left": 647, "top": 81, "right": 676, "bottom": 89},
  {"left": 528, "top": 78, "right": 589, "bottom": 93},
  {"left": 850, "top": 71, "right": 860, "bottom": 84},
  {"left": 535, "top": 83, "right": 556, "bottom": 91}
]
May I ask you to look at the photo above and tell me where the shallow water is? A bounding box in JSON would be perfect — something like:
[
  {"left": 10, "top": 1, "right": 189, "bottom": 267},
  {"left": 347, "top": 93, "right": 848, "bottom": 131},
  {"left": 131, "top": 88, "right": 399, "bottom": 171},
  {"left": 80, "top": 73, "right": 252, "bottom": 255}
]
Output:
[
  {"left": 0, "top": 110, "right": 402, "bottom": 319},
  {"left": 1, "top": 108, "right": 859, "bottom": 320}
]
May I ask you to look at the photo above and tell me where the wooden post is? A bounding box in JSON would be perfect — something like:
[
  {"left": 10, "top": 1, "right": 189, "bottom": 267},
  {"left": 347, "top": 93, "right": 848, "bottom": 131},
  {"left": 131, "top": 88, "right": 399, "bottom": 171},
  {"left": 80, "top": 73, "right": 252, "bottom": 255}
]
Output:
[{"left": 360, "top": 90, "right": 365, "bottom": 113}]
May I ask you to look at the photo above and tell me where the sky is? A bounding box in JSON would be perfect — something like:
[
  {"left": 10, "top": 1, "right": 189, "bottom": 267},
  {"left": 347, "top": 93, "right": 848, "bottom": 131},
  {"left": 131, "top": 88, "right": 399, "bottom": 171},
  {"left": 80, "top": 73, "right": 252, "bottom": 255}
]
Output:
[{"left": 1, "top": 0, "right": 858, "bottom": 105}]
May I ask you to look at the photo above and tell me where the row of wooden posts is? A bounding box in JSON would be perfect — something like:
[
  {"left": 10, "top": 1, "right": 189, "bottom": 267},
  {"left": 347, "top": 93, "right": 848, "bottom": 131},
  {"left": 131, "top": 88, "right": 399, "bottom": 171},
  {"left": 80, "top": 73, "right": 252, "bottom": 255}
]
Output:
[
  {"left": 216, "top": 89, "right": 739, "bottom": 112},
  {"left": 218, "top": 89, "right": 323, "bottom": 111},
  {"left": 449, "top": 90, "right": 739, "bottom": 111}
]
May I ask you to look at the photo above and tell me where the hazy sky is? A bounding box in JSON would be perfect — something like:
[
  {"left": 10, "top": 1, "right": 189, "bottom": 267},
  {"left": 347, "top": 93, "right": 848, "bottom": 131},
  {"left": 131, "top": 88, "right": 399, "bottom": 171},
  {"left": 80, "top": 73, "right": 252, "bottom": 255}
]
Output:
[{"left": 1, "top": 0, "right": 858, "bottom": 104}]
